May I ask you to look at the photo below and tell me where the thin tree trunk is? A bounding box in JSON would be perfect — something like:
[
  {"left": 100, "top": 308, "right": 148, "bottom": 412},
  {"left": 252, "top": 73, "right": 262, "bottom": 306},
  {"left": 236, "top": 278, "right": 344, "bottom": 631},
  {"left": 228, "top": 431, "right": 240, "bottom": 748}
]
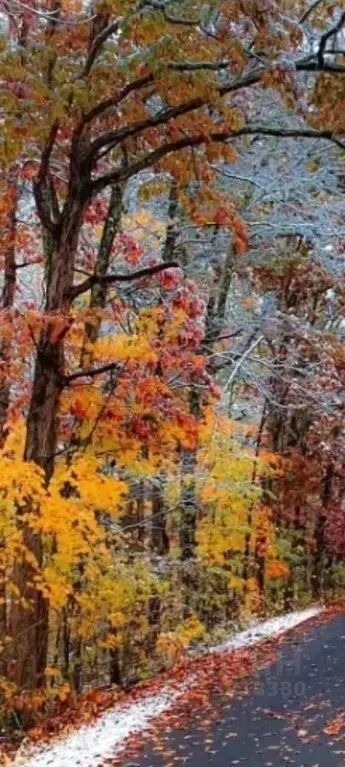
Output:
[
  {"left": 0, "top": 183, "right": 17, "bottom": 448},
  {"left": 136, "top": 479, "right": 145, "bottom": 546},
  {"left": 243, "top": 402, "right": 267, "bottom": 593},
  {"left": 82, "top": 183, "right": 123, "bottom": 361},
  {"left": 312, "top": 462, "right": 334, "bottom": 600},
  {"left": 0, "top": 181, "right": 18, "bottom": 652},
  {"left": 109, "top": 645, "right": 122, "bottom": 686},
  {"left": 162, "top": 180, "right": 179, "bottom": 264},
  {"left": 62, "top": 607, "right": 70, "bottom": 679},
  {"left": 179, "top": 389, "right": 200, "bottom": 560},
  {"left": 283, "top": 507, "right": 307, "bottom": 610},
  {"left": 146, "top": 590, "right": 161, "bottom": 656},
  {"left": 151, "top": 475, "right": 169, "bottom": 555}
]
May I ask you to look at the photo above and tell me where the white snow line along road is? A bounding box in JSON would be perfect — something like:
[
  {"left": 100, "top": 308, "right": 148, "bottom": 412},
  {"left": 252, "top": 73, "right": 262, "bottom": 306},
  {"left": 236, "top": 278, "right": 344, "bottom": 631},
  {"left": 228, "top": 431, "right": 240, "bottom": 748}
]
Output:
[
  {"left": 12, "top": 606, "right": 322, "bottom": 767},
  {"left": 208, "top": 606, "right": 322, "bottom": 653}
]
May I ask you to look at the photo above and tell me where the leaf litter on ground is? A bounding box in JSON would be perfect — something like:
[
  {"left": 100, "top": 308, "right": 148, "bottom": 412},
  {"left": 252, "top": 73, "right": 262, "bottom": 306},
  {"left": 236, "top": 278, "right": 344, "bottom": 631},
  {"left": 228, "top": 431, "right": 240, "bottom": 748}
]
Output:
[{"left": 5, "top": 606, "right": 327, "bottom": 767}]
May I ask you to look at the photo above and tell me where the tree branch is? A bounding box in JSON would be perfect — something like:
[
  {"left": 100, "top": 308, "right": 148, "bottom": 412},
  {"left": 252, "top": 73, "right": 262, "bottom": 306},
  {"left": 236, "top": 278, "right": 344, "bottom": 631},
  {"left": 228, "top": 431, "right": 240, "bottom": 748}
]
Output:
[
  {"left": 79, "top": 28, "right": 345, "bottom": 140},
  {"left": 81, "top": 19, "right": 120, "bottom": 79},
  {"left": 224, "top": 336, "right": 265, "bottom": 393},
  {"left": 85, "top": 64, "right": 264, "bottom": 141},
  {"left": 83, "top": 73, "right": 154, "bottom": 123},
  {"left": 82, "top": 49, "right": 345, "bottom": 165},
  {"left": 62, "top": 361, "right": 123, "bottom": 385},
  {"left": 92, "top": 124, "right": 345, "bottom": 192},
  {"left": 300, "top": 0, "right": 327, "bottom": 24},
  {"left": 169, "top": 59, "right": 230, "bottom": 71},
  {"left": 69, "top": 261, "right": 180, "bottom": 300},
  {"left": 318, "top": 11, "right": 345, "bottom": 67},
  {"left": 141, "top": 0, "right": 200, "bottom": 26},
  {"left": 237, "top": 124, "right": 345, "bottom": 149},
  {"left": 33, "top": 120, "right": 60, "bottom": 234},
  {"left": 88, "top": 97, "right": 204, "bottom": 158},
  {"left": 299, "top": 59, "right": 345, "bottom": 73}
]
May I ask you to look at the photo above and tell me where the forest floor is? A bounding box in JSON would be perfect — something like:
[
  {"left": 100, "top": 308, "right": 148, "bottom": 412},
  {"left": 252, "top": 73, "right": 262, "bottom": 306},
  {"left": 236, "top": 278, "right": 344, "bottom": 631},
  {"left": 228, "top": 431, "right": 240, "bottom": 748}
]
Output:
[{"left": 10, "top": 605, "right": 341, "bottom": 767}]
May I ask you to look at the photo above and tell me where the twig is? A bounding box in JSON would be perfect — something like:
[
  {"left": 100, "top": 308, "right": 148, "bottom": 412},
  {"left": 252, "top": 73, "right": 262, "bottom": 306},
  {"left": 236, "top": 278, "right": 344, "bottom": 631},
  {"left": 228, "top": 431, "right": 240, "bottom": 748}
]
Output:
[{"left": 224, "top": 335, "right": 264, "bottom": 393}]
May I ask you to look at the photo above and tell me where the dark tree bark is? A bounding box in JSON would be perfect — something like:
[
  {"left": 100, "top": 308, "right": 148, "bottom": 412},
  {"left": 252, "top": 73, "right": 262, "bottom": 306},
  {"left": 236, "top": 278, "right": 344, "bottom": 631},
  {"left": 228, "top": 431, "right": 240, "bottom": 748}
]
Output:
[
  {"left": 0, "top": 181, "right": 17, "bottom": 448},
  {"left": 312, "top": 462, "right": 334, "bottom": 600},
  {"left": 179, "top": 389, "right": 201, "bottom": 560},
  {"left": 0, "top": 181, "right": 18, "bottom": 654},
  {"left": 82, "top": 182, "right": 124, "bottom": 358},
  {"left": 243, "top": 402, "right": 267, "bottom": 595},
  {"left": 109, "top": 645, "right": 122, "bottom": 686},
  {"left": 9, "top": 167, "right": 88, "bottom": 688},
  {"left": 151, "top": 478, "right": 169, "bottom": 556}
]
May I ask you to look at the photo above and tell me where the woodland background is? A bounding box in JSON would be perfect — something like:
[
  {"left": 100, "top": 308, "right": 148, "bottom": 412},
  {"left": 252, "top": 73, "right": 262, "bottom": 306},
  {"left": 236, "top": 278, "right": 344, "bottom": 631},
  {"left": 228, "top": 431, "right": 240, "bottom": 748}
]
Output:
[{"left": 0, "top": 0, "right": 345, "bottom": 730}]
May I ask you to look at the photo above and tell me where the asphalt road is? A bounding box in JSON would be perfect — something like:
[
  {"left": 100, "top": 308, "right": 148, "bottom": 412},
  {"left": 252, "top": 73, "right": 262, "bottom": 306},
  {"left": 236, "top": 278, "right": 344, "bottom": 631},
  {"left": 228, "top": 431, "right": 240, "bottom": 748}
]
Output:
[{"left": 122, "top": 614, "right": 345, "bottom": 767}]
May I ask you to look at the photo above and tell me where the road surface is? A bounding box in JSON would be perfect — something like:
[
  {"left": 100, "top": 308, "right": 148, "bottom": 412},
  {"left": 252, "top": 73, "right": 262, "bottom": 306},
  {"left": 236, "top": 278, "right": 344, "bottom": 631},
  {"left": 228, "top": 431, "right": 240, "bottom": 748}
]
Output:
[{"left": 122, "top": 613, "right": 345, "bottom": 766}]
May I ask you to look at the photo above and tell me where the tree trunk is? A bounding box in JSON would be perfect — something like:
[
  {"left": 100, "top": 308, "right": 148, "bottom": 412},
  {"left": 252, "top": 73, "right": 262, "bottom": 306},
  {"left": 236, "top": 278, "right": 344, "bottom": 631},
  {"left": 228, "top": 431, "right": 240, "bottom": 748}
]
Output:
[
  {"left": 72, "top": 637, "right": 83, "bottom": 694},
  {"left": 180, "top": 446, "right": 198, "bottom": 560},
  {"left": 146, "top": 591, "right": 161, "bottom": 657},
  {"left": 0, "top": 181, "right": 18, "bottom": 653},
  {"left": 109, "top": 645, "right": 122, "bottom": 686},
  {"left": 162, "top": 180, "right": 179, "bottom": 264},
  {"left": 8, "top": 192, "right": 86, "bottom": 689},
  {"left": 62, "top": 607, "right": 70, "bottom": 679},
  {"left": 178, "top": 240, "right": 236, "bottom": 561},
  {"left": 312, "top": 463, "right": 334, "bottom": 600},
  {"left": 0, "top": 181, "right": 17, "bottom": 449},
  {"left": 243, "top": 403, "right": 267, "bottom": 599},
  {"left": 254, "top": 476, "right": 271, "bottom": 615},
  {"left": 151, "top": 476, "right": 169, "bottom": 555},
  {"left": 284, "top": 508, "right": 305, "bottom": 611},
  {"left": 135, "top": 479, "right": 145, "bottom": 546},
  {"left": 82, "top": 183, "right": 123, "bottom": 361},
  {"left": 179, "top": 389, "right": 200, "bottom": 560}
]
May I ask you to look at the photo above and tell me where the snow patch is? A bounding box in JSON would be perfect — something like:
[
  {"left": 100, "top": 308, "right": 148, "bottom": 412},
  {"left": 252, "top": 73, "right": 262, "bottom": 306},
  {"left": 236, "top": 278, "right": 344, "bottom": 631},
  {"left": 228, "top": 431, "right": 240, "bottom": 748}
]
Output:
[
  {"left": 12, "top": 606, "right": 322, "bottom": 767},
  {"left": 13, "top": 687, "right": 186, "bottom": 767},
  {"left": 209, "top": 606, "right": 321, "bottom": 653}
]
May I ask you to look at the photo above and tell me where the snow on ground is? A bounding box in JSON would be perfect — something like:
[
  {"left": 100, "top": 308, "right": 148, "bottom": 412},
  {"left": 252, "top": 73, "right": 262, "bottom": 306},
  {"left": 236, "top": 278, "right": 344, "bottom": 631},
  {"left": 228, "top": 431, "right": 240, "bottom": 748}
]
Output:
[
  {"left": 13, "top": 687, "right": 187, "bottom": 767},
  {"left": 209, "top": 606, "right": 321, "bottom": 653},
  {"left": 12, "top": 606, "right": 322, "bottom": 767}
]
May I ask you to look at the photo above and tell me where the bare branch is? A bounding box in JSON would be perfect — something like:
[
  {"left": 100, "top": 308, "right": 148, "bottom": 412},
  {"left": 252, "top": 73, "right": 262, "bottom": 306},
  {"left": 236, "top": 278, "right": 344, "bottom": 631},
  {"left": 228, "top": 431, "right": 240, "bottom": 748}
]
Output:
[
  {"left": 236, "top": 125, "right": 345, "bottom": 149},
  {"left": 15, "top": 260, "right": 43, "bottom": 270},
  {"left": 63, "top": 361, "right": 123, "bottom": 385},
  {"left": 224, "top": 336, "right": 265, "bottom": 393},
  {"left": 318, "top": 10, "right": 345, "bottom": 67},
  {"left": 300, "top": 0, "right": 328, "bottom": 24},
  {"left": 69, "top": 261, "right": 180, "bottom": 300}
]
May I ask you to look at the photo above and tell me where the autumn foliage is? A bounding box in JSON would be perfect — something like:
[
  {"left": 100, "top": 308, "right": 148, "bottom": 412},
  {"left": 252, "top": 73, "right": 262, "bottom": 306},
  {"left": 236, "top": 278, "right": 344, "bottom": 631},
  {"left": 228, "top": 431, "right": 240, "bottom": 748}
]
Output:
[{"left": 0, "top": 0, "right": 344, "bottom": 732}]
